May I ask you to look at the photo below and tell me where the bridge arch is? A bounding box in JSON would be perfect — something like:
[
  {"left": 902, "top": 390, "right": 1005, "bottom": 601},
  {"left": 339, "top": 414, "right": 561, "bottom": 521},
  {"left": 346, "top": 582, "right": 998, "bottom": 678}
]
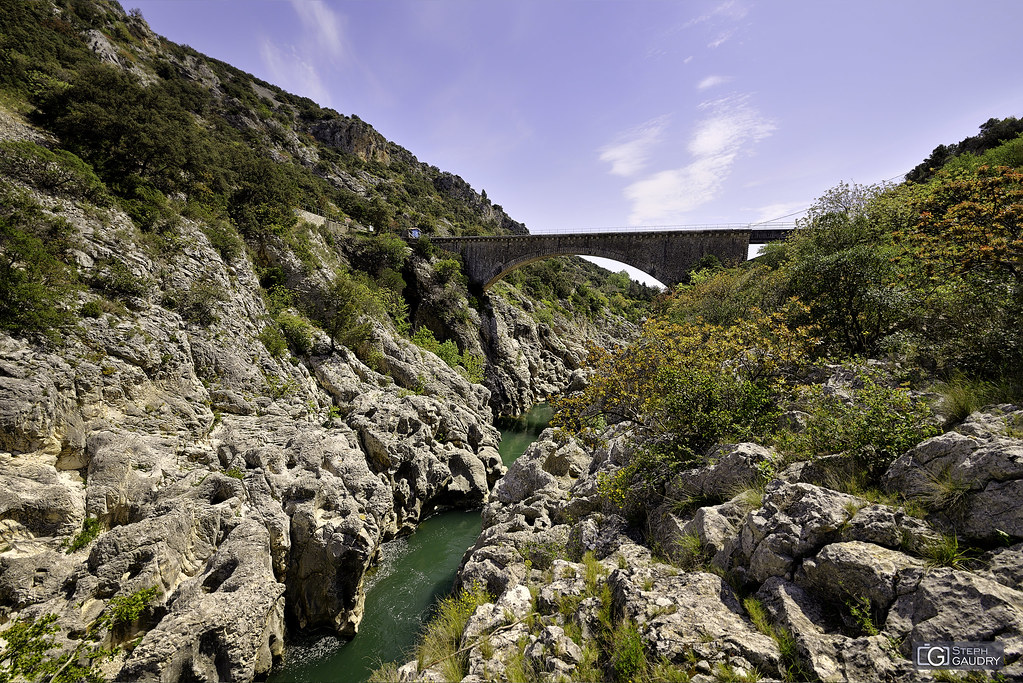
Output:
[
  {"left": 478, "top": 248, "right": 665, "bottom": 290},
  {"left": 429, "top": 230, "right": 753, "bottom": 292}
]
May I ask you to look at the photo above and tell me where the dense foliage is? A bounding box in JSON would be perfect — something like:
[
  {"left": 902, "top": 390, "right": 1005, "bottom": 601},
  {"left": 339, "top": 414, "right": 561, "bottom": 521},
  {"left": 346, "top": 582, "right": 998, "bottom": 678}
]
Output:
[
  {"left": 554, "top": 123, "right": 1023, "bottom": 524},
  {"left": 906, "top": 116, "right": 1023, "bottom": 183},
  {"left": 553, "top": 311, "right": 817, "bottom": 463}
]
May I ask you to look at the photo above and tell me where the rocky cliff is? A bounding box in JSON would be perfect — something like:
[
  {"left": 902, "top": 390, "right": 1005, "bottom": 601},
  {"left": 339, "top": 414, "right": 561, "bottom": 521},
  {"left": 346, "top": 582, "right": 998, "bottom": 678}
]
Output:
[{"left": 0, "top": 94, "right": 638, "bottom": 680}]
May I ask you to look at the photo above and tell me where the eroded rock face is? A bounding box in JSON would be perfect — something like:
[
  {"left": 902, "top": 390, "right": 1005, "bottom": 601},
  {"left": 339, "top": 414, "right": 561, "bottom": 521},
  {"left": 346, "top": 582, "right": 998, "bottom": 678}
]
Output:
[
  {"left": 0, "top": 175, "right": 508, "bottom": 680},
  {"left": 886, "top": 405, "right": 1023, "bottom": 544}
]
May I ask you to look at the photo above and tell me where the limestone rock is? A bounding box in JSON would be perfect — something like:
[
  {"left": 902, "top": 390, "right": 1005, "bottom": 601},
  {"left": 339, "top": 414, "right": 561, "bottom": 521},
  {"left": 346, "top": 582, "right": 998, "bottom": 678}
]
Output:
[
  {"left": 722, "top": 481, "right": 863, "bottom": 584},
  {"left": 119, "top": 520, "right": 286, "bottom": 682},
  {"left": 886, "top": 566, "right": 1023, "bottom": 678},
  {"left": 610, "top": 566, "right": 782, "bottom": 675},
  {"left": 668, "top": 442, "right": 778, "bottom": 502},
  {"left": 0, "top": 459, "right": 85, "bottom": 539},
  {"left": 796, "top": 540, "right": 923, "bottom": 613},
  {"left": 885, "top": 408, "right": 1023, "bottom": 543}
]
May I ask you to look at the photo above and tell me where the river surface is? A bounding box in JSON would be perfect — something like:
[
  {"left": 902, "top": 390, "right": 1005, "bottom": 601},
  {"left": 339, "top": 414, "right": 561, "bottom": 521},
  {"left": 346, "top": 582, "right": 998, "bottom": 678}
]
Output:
[{"left": 270, "top": 403, "right": 551, "bottom": 683}]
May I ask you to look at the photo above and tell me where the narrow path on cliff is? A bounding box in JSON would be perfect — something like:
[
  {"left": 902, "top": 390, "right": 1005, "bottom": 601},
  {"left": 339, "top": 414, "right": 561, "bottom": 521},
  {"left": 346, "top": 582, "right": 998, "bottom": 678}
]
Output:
[{"left": 270, "top": 404, "right": 552, "bottom": 683}]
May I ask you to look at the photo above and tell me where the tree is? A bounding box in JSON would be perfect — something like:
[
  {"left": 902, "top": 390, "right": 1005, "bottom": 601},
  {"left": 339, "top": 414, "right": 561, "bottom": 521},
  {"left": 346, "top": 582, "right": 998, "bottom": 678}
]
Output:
[
  {"left": 316, "top": 270, "right": 377, "bottom": 351},
  {"left": 907, "top": 164, "right": 1023, "bottom": 285},
  {"left": 553, "top": 311, "right": 816, "bottom": 464},
  {"left": 35, "top": 65, "right": 199, "bottom": 191},
  {"left": 783, "top": 182, "right": 917, "bottom": 356}
]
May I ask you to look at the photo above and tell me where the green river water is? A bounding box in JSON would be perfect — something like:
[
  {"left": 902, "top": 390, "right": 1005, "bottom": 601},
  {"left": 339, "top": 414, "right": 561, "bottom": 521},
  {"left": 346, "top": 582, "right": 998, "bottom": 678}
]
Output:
[{"left": 270, "top": 403, "right": 551, "bottom": 683}]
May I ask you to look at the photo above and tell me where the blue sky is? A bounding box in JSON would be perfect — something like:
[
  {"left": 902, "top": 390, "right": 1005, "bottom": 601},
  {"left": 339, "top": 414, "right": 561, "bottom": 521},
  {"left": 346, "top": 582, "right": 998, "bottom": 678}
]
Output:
[{"left": 128, "top": 0, "right": 1023, "bottom": 275}]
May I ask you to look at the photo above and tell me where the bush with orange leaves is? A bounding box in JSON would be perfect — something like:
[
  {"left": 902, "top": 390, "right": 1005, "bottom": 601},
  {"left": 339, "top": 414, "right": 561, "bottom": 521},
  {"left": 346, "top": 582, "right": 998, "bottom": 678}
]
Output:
[{"left": 552, "top": 306, "right": 818, "bottom": 473}]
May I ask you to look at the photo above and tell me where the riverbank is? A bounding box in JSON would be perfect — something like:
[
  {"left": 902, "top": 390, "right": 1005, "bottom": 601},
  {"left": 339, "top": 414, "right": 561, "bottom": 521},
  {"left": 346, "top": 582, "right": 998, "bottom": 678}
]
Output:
[{"left": 271, "top": 404, "right": 553, "bottom": 682}]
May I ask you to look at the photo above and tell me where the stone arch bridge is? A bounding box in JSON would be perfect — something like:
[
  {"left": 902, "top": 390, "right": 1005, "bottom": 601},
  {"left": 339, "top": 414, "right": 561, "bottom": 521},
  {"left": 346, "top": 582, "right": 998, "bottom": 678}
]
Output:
[{"left": 426, "top": 226, "right": 793, "bottom": 291}]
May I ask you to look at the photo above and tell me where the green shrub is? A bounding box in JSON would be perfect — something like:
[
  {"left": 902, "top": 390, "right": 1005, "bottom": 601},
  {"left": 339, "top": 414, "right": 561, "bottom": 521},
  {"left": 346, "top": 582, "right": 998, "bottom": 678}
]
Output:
[
  {"left": 119, "top": 182, "right": 177, "bottom": 233},
  {"left": 0, "top": 189, "right": 77, "bottom": 339},
  {"left": 277, "top": 312, "right": 314, "bottom": 355},
  {"left": 0, "top": 141, "right": 108, "bottom": 202},
  {"left": 611, "top": 619, "right": 647, "bottom": 681},
  {"left": 94, "top": 259, "right": 150, "bottom": 298},
  {"left": 315, "top": 269, "right": 378, "bottom": 351},
  {"left": 80, "top": 299, "right": 103, "bottom": 318},
  {"left": 0, "top": 613, "right": 60, "bottom": 682},
  {"left": 434, "top": 257, "right": 463, "bottom": 284},
  {"left": 66, "top": 517, "right": 101, "bottom": 553},
  {"left": 258, "top": 325, "right": 287, "bottom": 357},
  {"left": 201, "top": 219, "right": 245, "bottom": 262},
  {"left": 354, "top": 233, "right": 409, "bottom": 274},
  {"left": 411, "top": 327, "right": 457, "bottom": 365},
  {"left": 108, "top": 586, "right": 160, "bottom": 625},
  {"left": 415, "top": 584, "right": 491, "bottom": 681},
  {"left": 554, "top": 312, "right": 814, "bottom": 479},
  {"left": 777, "top": 366, "right": 939, "bottom": 476},
  {"left": 377, "top": 266, "right": 405, "bottom": 293},
  {"left": 458, "top": 353, "right": 486, "bottom": 384},
  {"left": 163, "top": 281, "right": 226, "bottom": 326}
]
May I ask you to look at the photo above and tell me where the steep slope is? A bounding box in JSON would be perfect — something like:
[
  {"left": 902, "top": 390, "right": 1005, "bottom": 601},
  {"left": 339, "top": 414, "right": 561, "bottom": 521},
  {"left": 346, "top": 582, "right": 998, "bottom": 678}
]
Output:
[{"left": 0, "top": 1, "right": 658, "bottom": 680}]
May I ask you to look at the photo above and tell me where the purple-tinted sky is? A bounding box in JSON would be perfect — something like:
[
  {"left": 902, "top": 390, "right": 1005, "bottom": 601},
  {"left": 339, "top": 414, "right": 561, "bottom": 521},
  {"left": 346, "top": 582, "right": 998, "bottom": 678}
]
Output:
[{"left": 128, "top": 0, "right": 1022, "bottom": 236}]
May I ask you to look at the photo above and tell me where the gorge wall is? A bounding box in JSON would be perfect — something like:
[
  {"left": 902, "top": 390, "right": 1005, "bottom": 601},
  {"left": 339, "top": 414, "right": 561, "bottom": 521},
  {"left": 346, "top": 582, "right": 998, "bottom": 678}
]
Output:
[{"left": 0, "top": 105, "right": 632, "bottom": 681}]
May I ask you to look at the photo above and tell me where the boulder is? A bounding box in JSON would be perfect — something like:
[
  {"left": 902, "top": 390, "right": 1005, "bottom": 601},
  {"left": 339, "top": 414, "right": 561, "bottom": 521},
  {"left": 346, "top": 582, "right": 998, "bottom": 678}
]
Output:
[
  {"left": 886, "top": 409, "right": 1023, "bottom": 543},
  {"left": 796, "top": 541, "right": 923, "bottom": 613},
  {"left": 721, "top": 481, "right": 863, "bottom": 584},
  {"left": 668, "top": 442, "right": 778, "bottom": 502},
  {"left": 118, "top": 520, "right": 286, "bottom": 682},
  {"left": 610, "top": 566, "right": 782, "bottom": 675}
]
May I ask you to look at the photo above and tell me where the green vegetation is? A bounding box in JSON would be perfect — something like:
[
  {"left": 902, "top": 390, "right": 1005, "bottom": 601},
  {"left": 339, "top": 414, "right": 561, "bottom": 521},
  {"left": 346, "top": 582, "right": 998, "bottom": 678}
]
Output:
[
  {"left": 776, "top": 366, "right": 939, "bottom": 477},
  {"left": 66, "top": 517, "right": 102, "bottom": 553},
  {"left": 108, "top": 586, "right": 160, "bottom": 625},
  {"left": 553, "top": 122, "right": 1023, "bottom": 526},
  {"left": 923, "top": 534, "right": 975, "bottom": 570},
  {"left": 414, "top": 584, "right": 491, "bottom": 682},
  {"left": 555, "top": 310, "right": 816, "bottom": 518},
  {"left": 742, "top": 598, "right": 811, "bottom": 681},
  {"left": 410, "top": 326, "right": 487, "bottom": 384},
  {"left": 0, "top": 584, "right": 161, "bottom": 683},
  {"left": 0, "top": 183, "right": 77, "bottom": 340},
  {"left": 500, "top": 258, "right": 659, "bottom": 323},
  {"left": 0, "top": 140, "right": 108, "bottom": 202}
]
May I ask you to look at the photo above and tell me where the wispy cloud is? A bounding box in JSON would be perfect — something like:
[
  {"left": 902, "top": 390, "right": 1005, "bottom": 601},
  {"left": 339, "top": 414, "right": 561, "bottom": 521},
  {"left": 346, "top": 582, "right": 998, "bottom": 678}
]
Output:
[
  {"left": 288, "top": 0, "right": 347, "bottom": 60},
  {"left": 259, "top": 38, "right": 331, "bottom": 105},
  {"left": 697, "top": 75, "right": 729, "bottom": 90},
  {"left": 258, "top": 1, "right": 352, "bottom": 107},
  {"left": 618, "top": 96, "right": 775, "bottom": 225},
  {"left": 708, "top": 29, "right": 735, "bottom": 49},
  {"left": 599, "top": 116, "right": 670, "bottom": 177},
  {"left": 683, "top": 1, "right": 749, "bottom": 29}
]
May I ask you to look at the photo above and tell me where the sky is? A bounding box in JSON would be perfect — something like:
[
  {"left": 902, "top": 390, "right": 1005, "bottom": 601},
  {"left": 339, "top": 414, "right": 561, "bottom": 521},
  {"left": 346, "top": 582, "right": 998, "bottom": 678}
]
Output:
[{"left": 127, "top": 0, "right": 1023, "bottom": 282}]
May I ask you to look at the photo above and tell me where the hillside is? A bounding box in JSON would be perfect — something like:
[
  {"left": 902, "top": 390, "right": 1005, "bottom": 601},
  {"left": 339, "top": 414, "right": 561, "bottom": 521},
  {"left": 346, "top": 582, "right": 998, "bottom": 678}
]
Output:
[{"left": 0, "top": 1, "right": 658, "bottom": 681}]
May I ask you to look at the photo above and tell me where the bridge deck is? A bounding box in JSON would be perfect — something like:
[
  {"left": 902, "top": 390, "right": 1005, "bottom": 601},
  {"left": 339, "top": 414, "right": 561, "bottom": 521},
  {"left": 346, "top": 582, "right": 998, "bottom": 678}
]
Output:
[{"left": 423, "top": 225, "right": 794, "bottom": 243}]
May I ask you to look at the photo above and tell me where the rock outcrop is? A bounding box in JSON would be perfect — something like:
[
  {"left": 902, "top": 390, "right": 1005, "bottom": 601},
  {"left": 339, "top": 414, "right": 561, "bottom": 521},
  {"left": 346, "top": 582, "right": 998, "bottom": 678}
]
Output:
[
  {"left": 394, "top": 412, "right": 1023, "bottom": 682},
  {"left": 0, "top": 168, "right": 510, "bottom": 680}
]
